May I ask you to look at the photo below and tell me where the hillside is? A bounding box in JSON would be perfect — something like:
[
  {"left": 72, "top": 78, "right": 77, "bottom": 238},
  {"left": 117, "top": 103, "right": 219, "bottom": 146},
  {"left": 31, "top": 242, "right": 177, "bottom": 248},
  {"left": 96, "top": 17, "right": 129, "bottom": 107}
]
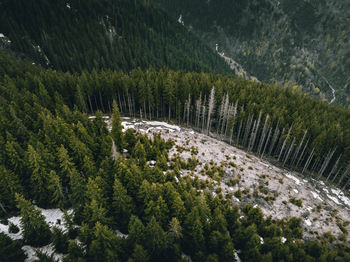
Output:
[
  {"left": 1, "top": 2, "right": 350, "bottom": 261},
  {"left": 152, "top": 0, "right": 350, "bottom": 106},
  {"left": 0, "top": 0, "right": 231, "bottom": 74},
  {"left": 1, "top": 53, "right": 350, "bottom": 261}
]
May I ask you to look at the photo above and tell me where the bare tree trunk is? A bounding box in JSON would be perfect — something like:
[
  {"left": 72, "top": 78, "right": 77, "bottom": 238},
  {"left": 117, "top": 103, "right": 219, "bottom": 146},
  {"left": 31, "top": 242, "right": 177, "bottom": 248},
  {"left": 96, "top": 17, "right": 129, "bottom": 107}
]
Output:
[
  {"left": 326, "top": 154, "right": 342, "bottom": 182},
  {"left": 88, "top": 94, "right": 93, "bottom": 113},
  {"left": 268, "top": 121, "right": 280, "bottom": 156},
  {"left": 318, "top": 147, "right": 337, "bottom": 179},
  {"left": 337, "top": 164, "right": 350, "bottom": 187},
  {"left": 108, "top": 100, "right": 112, "bottom": 113},
  {"left": 207, "top": 87, "right": 215, "bottom": 134},
  {"left": 225, "top": 100, "right": 238, "bottom": 137},
  {"left": 144, "top": 101, "right": 147, "bottom": 120},
  {"left": 248, "top": 111, "right": 262, "bottom": 152},
  {"left": 186, "top": 94, "right": 191, "bottom": 126},
  {"left": 278, "top": 124, "right": 293, "bottom": 161},
  {"left": 296, "top": 138, "right": 310, "bottom": 168},
  {"left": 117, "top": 92, "right": 123, "bottom": 113},
  {"left": 261, "top": 125, "right": 273, "bottom": 158},
  {"left": 302, "top": 148, "right": 315, "bottom": 174},
  {"left": 257, "top": 115, "right": 269, "bottom": 155},
  {"left": 243, "top": 114, "right": 254, "bottom": 148},
  {"left": 127, "top": 95, "right": 132, "bottom": 116},
  {"left": 0, "top": 201, "right": 6, "bottom": 214},
  {"left": 283, "top": 137, "right": 295, "bottom": 166},
  {"left": 99, "top": 91, "right": 105, "bottom": 112},
  {"left": 195, "top": 93, "right": 202, "bottom": 128},
  {"left": 341, "top": 176, "right": 350, "bottom": 191},
  {"left": 201, "top": 105, "right": 206, "bottom": 132},
  {"left": 236, "top": 119, "right": 243, "bottom": 145},
  {"left": 331, "top": 168, "right": 342, "bottom": 184},
  {"left": 291, "top": 130, "right": 307, "bottom": 167}
]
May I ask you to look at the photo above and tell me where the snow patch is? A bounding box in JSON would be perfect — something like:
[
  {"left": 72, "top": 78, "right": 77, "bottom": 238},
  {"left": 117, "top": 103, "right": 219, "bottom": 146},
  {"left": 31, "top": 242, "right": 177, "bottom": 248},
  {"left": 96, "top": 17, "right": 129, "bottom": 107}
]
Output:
[
  {"left": 338, "top": 194, "right": 350, "bottom": 207},
  {"left": 178, "top": 14, "right": 184, "bottom": 25},
  {"left": 293, "top": 189, "right": 299, "bottom": 194},
  {"left": 260, "top": 236, "right": 264, "bottom": 244},
  {"left": 281, "top": 237, "right": 287, "bottom": 243},
  {"left": 142, "top": 121, "right": 181, "bottom": 131},
  {"left": 285, "top": 173, "right": 302, "bottom": 185},
  {"left": 39, "top": 208, "right": 66, "bottom": 231},
  {"left": 66, "top": 3, "right": 71, "bottom": 8},
  {"left": 327, "top": 195, "right": 341, "bottom": 205},
  {"left": 116, "top": 230, "right": 128, "bottom": 238},
  {"left": 0, "top": 216, "right": 22, "bottom": 240},
  {"left": 305, "top": 219, "right": 312, "bottom": 226},
  {"left": 23, "top": 244, "right": 63, "bottom": 262},
  {"left": 311, "top": 191, "right": 323, "bottom": 202},
  {"left": 0, "top": 33, "right": 4, "bottom": 38}
]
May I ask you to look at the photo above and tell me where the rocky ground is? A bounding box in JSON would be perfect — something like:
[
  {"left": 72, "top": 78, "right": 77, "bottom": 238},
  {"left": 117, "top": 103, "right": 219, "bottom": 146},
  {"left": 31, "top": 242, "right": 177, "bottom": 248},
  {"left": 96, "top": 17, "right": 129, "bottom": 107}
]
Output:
[{"left": 121, "top": 118, "right": 350, "bottom": 241}]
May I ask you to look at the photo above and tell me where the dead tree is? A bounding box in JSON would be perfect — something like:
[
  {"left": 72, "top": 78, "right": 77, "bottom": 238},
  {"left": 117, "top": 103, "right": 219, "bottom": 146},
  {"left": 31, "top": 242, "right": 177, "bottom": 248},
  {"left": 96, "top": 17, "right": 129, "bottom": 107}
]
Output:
[
  {"left": 278, "top": 124, "right": 293, "bottom": 161},
  {"left": 261, "top": 124, "right": 273, "bottom": 158},
  {"left": 268, "top": 121, "right": 280, "bottom": 156},
  {"left": 326, "top": 154, "right": 342, "bottom": 182},
  {"left": 302, "top": 148, "right": 315, "bottom": 174},
  {"left": 206, "top": 87, "right": 215, "bottom": 134},
  {"left": 243, "top": 114, "right": 254, "bottom": 148},
  {"left": 296, "top": 138, "right": 310, "bottom": 168},
  {"left": 248, "top": 111, "right": 262, "bottom": 152},
  {"left": 318, "top": 147, "right": 337, "bottom": 179},
  {"left": 257, "top": 115, "right": 270, "bottom": 155},
  {"left": 290, "top": 130, "right": 307, "bottom": 167},
  {"left": 195, "top": 93, "right": 202, "bottom": 128},
  {"left": 283, "top": 137, "right": 295, "bottom": 166}
]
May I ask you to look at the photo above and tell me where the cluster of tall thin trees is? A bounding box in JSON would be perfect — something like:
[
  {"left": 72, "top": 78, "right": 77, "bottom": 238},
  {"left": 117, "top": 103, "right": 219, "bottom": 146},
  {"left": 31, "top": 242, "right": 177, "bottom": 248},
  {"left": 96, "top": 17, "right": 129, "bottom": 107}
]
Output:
[{"left": 3, "top": 64, "right": 350, "bottom": 191}]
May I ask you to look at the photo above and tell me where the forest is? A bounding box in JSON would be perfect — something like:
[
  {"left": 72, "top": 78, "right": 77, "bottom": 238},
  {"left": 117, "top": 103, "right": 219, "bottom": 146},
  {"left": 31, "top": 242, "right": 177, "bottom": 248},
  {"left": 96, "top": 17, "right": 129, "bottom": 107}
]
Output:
[
  {"left": 1, "top": 49, "right": 350, "bottom": 261},
  {"left": 0, "top": 0, "right": 231, "bottom": 74},
  {"left": 152, "top": 0, "right": 350, "bottom": 106},
  {"left": 1, "top": 0, "right": 350, "bottom": 261}
]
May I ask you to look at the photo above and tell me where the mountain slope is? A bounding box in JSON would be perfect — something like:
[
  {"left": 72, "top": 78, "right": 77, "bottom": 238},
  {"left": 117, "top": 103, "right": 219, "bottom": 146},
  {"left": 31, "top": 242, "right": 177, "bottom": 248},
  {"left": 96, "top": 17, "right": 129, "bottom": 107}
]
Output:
[
  {"left": 152, "top": 0, "right": 350, "bottom": 106},
  {"left": 0, "top": 0, "right": 231, "bottom": 74}
]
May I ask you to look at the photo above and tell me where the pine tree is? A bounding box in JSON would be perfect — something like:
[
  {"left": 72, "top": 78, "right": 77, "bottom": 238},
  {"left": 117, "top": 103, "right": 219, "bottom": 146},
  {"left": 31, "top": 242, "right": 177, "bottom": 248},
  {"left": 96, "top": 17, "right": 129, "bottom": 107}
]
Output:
[
  {"left": 15, "top": 193, "right": 51, "bottom": 247},
  {"left": 48, "top": 170, "right": 65, "bottom": 207},
  {"left": 112, "top": 178, "right": 134, "bottom": 231},
  {"left": 88, "top": 222, "right": 120, "bottom": 262}
]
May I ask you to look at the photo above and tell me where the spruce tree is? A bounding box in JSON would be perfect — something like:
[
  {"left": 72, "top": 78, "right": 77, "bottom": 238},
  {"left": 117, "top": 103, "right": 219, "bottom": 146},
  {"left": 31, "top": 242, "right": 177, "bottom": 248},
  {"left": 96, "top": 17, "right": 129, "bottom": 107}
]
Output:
[{"left": 15, "top": 193, "right": 51, "bottom": 247}]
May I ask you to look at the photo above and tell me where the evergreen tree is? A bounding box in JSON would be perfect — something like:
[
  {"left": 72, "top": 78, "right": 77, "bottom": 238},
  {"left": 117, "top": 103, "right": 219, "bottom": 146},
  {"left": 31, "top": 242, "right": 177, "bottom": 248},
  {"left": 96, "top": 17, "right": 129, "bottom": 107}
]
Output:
[
  {"left": 88, "top": 222, "right": 120, "bottom": 262},
  {"left": 112, "top": 178, "right": 135, "bottom": 232},
  {"left": 15, "top": 193, "right": 51, "bottom": 247}
]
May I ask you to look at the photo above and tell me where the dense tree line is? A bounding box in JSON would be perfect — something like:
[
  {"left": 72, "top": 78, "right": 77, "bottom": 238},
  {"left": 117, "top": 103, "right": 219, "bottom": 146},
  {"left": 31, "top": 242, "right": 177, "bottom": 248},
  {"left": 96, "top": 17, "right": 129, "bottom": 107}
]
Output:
[
  {"left": 0, "top": 0, "right": 231, "bottom": 75},
  {"left": 1, "top": 52, "right": 349, "bottom": 190},
  {"left": 1, "top": 50, "right": 350, "bottom": 261}
]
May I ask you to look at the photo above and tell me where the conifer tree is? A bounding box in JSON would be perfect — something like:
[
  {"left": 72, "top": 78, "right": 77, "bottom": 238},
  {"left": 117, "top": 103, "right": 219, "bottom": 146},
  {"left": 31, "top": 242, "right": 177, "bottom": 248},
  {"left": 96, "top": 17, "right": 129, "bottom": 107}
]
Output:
[
  {"left": 88, "top": 222, "right": 120, "bottom": 262},
  {"left": 15, "top": 193, "right": 51, "bottom": 247},
  {"left": 112, "top": 178, "right": 134, "bottom": 231}
]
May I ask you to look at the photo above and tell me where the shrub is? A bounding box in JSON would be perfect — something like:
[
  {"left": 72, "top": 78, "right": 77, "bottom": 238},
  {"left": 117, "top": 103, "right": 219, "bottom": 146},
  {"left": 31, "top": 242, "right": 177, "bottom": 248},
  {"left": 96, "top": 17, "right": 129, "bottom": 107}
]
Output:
[{"left": 289, "top": 197, "right": 303, "bottom": 207}]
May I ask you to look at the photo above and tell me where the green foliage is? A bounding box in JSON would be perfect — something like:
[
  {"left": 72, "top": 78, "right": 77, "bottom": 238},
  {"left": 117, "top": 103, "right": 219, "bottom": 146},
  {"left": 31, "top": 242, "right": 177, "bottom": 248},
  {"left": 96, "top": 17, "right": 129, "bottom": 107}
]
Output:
[
  {"left": 0, "top": 0, "right": 231, "bottom": 75},
  {"left": 52, "top": 227, "right": 69, "bottom": 254},
  {"left": 0, "top": 232, "right": 27, "bottom": 262},
  {"left": 15, "top": 193, "right": 51, "bottom": 247}
]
